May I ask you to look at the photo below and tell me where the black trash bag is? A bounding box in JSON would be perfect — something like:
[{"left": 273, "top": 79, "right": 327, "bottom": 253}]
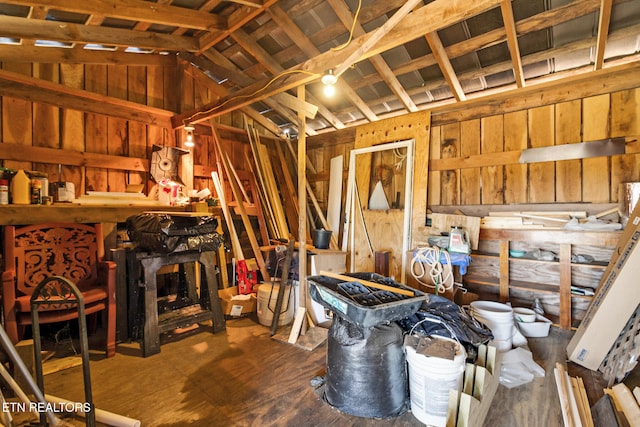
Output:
[
  {"left": 126, "top": 213, "right": 223, "bottom": 254},
  {"left": 396, "top": 294, "right": 493, "bottom": 361},
  {"left": 324, "top": 316, "right": 408, "bottom": 418}
]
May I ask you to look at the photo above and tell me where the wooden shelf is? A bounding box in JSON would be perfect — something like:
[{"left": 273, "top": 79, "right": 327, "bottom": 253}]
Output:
[
  {"left": 472, "top": 252, "right": 609, "bottom": 269},
  {"left": 0, "top": 204, "right": 191, "bottom": 225},
  {"left": 466, "top": 228, "right": 619, "bottom": 329}
]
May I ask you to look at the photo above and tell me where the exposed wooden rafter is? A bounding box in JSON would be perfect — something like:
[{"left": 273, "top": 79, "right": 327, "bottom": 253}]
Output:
[
  {"left": 197, "top": 0, "right": 279, "bottom": 53},
  {"left": 500, "top": 0, "right": 525, "bottom": 88},
  {"left": 326, "top": 0, "right": 417, "bottom": 112},
  {"left": 351, "top": 0, "right": 609, "bottom": 92},
  {"left": 595, "top": 0, "right": 614, "bottom": 70},
  {"left": 0, "top": 0, "right": 225, "bottom": 31},
  {"left": 0, "top": 15, "right": 198, "bottom": 51},
  {"left": 173, "top": 0, "right": 503, "bottom": 127},
  {"left": 425, "top": 31, "right": 467, "bottom": 102}
]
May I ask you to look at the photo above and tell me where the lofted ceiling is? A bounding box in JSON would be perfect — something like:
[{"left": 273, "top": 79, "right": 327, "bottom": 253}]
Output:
[{"left": 0, "top": 0, "right": 639, "bottom": 138}]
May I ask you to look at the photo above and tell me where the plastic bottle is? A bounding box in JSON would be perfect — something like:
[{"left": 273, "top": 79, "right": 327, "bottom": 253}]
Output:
[
  {"left": 10, "top": 169, "right": 31, "bottom": 205},
  {"left": 0, "top": 179, "right": 8, "bottom": 205}
]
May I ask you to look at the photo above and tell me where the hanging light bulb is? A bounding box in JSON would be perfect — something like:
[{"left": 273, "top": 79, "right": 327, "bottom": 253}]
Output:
[
  {"left": 184, "top": 124, "right": 195, "bottom": 148},
  {"left": 321, "top": 69, "right": 337, "bottom": 97}
]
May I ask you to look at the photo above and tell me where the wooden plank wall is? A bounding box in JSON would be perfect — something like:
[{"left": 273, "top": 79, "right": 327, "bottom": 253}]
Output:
[
  {"left": 0, "top": 59, "right": 250, "bottom": 199},
  {"left": 428, "top": 88, "right": 640, "bottom": 207},
  {"left": 307, "top": 63, "right": 640, "bottom": 280},
  {"left": 1, "top": 61, "right": 179, "bottom": 195}
]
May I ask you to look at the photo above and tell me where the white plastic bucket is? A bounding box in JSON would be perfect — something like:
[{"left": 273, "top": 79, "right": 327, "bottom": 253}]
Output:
[
  {"left": 470, "top": 301, "right": 514, "bottom": 352},
  {"left": 257, "top": 283, "right": 294, "bottom": 327},
  {"left": 406, "top": 336, "right": 466, "bottom": 427}
]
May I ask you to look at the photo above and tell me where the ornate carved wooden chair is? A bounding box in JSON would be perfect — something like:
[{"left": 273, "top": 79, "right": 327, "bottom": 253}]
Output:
[{"left": 1, "top": 223, "right": 116, "bottom": 358}]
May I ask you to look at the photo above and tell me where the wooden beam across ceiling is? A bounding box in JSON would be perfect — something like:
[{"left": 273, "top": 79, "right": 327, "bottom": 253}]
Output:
[
  {"left": 352, "top": 0, "right": 609, "bottom": 92},
  {"left": 0, "top": 69, "right": 174, "bottom": 127},
  {"left": 500, "top": 0, "right": 525, "bottom": 87},
  {"left": 326, "top": 0, "right": 417, "bottom": 112},
  {"left": 228, "top": 26, "right": 341, "bottom": 130},
  {"left": 0, "top": 0, "right": 226, "bottom": 31},
  {"left": 0, "top": 44, "right": 177, "bottom": 65},
  {"left": 0, "top": 15, "right": 199, "bottom": 51},
  {"left": 594, "top": 0, "right": 614, "bottom": 70},
  {"left": 425, "top": 31, "right": 466, "bottom": 101},
  {"left": 197, "top": 0, "right": 279, "bottom": 53},
  {"left": 172, "top": 0, "right": 503, "bottom": 127}
]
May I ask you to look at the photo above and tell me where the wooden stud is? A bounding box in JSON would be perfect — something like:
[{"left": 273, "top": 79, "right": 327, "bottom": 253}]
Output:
[{"left": 211, "top": 122, "right": 270, "bottom": 282}]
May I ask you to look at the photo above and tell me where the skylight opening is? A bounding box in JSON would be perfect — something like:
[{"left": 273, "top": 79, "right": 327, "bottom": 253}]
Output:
[
  {"left": 125, "top": 47, "right": 154, "bottom": 54},
  {"left": 0, "top": 37, "right": 21, "bottom": 45},
  {"left": 34, "top": 40, "right": 73, "bottom": 48},
  {"left": 83, "top": 44, "right": 117, "bottom": 51}
]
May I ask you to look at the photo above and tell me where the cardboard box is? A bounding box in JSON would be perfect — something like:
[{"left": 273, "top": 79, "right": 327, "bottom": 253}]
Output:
[
  {"left": 218, "top": 286, "right": 256, "bottom": 317},
  {"left": 567, "top": 203, "right": 640, "bottom": 370}
]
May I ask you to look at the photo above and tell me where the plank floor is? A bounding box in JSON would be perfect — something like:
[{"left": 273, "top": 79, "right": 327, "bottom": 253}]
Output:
[{"left": 28, "top": 316, "right": 633, "bottom": 426}]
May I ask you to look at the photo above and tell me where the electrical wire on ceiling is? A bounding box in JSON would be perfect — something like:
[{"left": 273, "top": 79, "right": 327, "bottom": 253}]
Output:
[
  {"left": 182, "top": 68, "right": 320, "bottom": 126},
  {"left": 331, "top": 0, "right": 363, "bottom": 52}
]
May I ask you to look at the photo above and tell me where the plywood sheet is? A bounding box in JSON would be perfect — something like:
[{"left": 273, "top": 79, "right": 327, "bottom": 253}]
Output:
[{"left": 355, "top": 210, "right": 405, "bottom": 279}]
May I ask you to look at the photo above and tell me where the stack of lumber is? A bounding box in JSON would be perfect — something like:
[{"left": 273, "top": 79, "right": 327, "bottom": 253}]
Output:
[
  {"left": 554, "top": 363, "right": 594, "bottom": 427},
  {"left": 481, "top": 211, "right": 587, "bottom": 230},
  {"left": 446, "top": 344, "right": 500, "bottom": 427}
]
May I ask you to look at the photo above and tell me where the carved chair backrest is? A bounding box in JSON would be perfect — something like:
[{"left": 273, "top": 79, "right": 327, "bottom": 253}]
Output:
[{"left": 5, "top": 223, "right": 104, "bottom": 297}]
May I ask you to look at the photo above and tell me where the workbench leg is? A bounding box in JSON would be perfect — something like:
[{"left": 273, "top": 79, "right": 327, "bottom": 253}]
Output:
[
  {"left": 111, "top": 248, "right": 128, "bottom": 343},
  {"left": 200, "top": 251, "right": 226, "bottom": 334},
  {"left": 141, "top": 258, "right": 162, "bottom": 357}
]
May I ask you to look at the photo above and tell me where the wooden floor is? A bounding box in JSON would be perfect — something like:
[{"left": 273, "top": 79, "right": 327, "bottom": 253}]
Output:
[{"left": 30, "top": 316, "right": 631, "bottom": 426}]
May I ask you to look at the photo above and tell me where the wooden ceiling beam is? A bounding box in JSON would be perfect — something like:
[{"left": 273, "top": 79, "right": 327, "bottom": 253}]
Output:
[
  {"left": 0, "top": 0, "right": 225, "bottom": 31},
  {"left": 267, "top": 5, "right": 355, "bottom": 126},
  {"left": 230, "top": 26, "right": 344, "bottom": 128},
  {"left": 172, "top": 0, "right": 502, "bottom": 127},
  {"left": 332, "top": 0, "right": 423, "bottom": 78},
  {"left": 184, "top": 64, "right": 285, "bottom": 137},
  {"left": 425, "top": 31, "right": 466, "bottom": 101},
  {"left": 594, "top": 0, "right": 614, "bottom": 70},
  {"left": 0, "top": 69, "right": 174, "bottom": 127},
  {"left": 352, "top": 0, "right": 607, "bottom": 91},
  {"left": 0, "top": 15, "right": 199, "bottom": 51},
  {"left": 0, "top": 44, "right": 177, "bottom": 66},
  {"left": 197, "top": 0, "right": 278, "bottom": 53},
  {"left": 500, "top": 0, "right": 525, "bottom": 88},
  {"left": 325, "top": 0, "right": 415, "bottom": 113},
  {"left": 342, "top": 23, "right": 640, "bottom": 120}
]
